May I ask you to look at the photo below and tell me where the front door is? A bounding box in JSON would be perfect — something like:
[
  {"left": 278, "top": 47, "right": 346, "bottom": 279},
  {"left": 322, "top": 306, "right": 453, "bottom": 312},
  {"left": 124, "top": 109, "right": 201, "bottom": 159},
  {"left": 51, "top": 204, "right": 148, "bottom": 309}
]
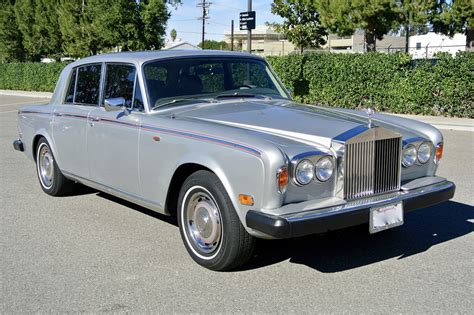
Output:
[{"left": 87, "top": 63, "right": 142, "bottom": 196}]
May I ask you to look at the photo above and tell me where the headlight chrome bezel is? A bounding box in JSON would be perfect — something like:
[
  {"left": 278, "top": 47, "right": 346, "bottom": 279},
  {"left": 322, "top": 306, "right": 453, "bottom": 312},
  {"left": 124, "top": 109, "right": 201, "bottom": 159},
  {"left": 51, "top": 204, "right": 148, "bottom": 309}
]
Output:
[
  {"left": 417, "top": 142, "right": 432, "bottom": 164},
  {"left": 402, "top": 144, "right": 417, "bottom": 167},
  {"left": 294, "top": 159, "right": 315, "bottom": 185},
  {"left": 291, "top": 153, "right": 335, "bottom": 186},
  {"left": 315, "top": 156, "right": 334, "bottom": 182}
]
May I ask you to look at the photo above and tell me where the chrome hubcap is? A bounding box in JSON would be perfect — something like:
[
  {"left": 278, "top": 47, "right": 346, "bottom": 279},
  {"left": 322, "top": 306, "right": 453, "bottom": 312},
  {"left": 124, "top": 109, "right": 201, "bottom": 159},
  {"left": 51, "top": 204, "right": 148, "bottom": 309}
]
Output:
[
  {"left": 38, "top": 144, "right": 54, "bottom": 188},
  {"left": 185, "top": 190, "right": 222, "bottom": 255}
]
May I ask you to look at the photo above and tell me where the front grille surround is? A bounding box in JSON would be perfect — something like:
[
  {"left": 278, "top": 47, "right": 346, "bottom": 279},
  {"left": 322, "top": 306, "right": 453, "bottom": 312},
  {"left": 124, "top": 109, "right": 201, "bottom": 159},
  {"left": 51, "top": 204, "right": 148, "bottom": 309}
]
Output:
[{"left": 342, "top": 127, "right": 402, "bottom": 200}]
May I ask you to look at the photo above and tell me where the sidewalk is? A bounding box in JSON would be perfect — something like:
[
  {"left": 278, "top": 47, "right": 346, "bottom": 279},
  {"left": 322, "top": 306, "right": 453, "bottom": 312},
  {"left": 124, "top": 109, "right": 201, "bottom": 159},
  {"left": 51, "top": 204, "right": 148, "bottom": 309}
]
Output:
[
  {"left": 387, "top": 113, "right": 473, "bottom": 132},
  {"left": 0, "top": 89, "right": 53, "bottom": 98},
  {"left": 1, "top": 89, "right": 472, "bottom": 132}
]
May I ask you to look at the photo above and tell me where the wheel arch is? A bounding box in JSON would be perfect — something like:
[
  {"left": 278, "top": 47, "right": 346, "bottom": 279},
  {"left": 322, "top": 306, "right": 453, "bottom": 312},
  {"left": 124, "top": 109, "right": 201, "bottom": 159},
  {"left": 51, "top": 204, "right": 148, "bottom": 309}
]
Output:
[
  {"left": 32, "top": 130, "right": 58, "bottom": 163},
  {"left": 164, "top": 155, "right": 246, "bottom": 219},
  {"left": 165, "top": 163, "right": 213, "bottom": 216}
]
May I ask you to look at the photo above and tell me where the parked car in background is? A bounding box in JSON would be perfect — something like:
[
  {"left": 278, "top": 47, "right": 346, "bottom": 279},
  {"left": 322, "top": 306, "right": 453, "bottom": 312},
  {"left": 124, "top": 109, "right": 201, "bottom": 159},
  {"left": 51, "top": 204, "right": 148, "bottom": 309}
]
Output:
[{"left": 13, "top": 51, "right": 455, "bottom": 270}]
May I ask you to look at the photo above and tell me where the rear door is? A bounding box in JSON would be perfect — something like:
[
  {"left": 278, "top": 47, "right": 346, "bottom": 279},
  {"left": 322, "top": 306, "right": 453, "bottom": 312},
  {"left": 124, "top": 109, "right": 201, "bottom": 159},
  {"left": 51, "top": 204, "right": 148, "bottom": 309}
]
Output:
[
  {"left": 87, "top": 63, "right": 143, "bottom": 196},
  {"left": 52, "top": 64, "right": 102, "bottom": 178}
]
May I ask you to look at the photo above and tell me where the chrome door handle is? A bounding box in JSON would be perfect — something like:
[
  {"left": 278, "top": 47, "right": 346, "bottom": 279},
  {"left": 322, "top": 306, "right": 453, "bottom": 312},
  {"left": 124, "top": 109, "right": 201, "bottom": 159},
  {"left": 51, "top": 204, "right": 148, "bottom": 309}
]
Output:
[{"left": 88, "top": 117, "right": 99, "bottom": 127}]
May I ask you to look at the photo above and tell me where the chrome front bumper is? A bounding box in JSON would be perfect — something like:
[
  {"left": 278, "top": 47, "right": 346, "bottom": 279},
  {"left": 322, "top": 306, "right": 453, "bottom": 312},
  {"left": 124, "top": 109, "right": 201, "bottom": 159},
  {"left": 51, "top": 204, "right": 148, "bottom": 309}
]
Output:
[{"left": 246, "top": 177, "right": 455, "bottom": 239}]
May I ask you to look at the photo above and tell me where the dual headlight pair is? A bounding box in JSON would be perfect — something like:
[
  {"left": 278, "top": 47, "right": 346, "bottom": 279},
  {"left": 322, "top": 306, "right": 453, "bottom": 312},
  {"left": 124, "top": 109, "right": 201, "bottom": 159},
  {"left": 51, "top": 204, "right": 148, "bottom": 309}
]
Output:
[
  {"left": 402, "top": 142, "right": 432, "bottom": 167},
  {"left": 294, "top": 156, "right": 334, "bottom": 185}
]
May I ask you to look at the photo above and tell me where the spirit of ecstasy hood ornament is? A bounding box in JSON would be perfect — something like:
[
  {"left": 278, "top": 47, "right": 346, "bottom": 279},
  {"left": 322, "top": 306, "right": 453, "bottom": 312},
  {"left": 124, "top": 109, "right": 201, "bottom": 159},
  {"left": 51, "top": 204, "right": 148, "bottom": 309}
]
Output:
[{"left": 364, "top": 107, "right": 375, "bottom": 128}]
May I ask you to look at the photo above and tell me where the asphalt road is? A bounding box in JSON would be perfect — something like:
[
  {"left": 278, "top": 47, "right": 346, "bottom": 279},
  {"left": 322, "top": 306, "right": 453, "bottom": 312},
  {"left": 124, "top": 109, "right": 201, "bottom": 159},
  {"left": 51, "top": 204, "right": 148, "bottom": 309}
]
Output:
[{"left": 1, "top": 95, "right": 473, "bottom": 313}]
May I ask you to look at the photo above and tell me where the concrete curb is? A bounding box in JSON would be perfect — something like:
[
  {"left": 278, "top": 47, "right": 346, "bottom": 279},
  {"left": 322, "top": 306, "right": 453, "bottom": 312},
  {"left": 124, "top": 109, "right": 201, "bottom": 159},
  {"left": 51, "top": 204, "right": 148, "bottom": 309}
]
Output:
[
  {"left": 0, "top": 90, "right": 53, "bottom": 98},
  {"left": 387, "top": 113, "right": 473, "bottom": 132},
  {"left": 1, "top": 89, "right": 472, "bottom": 131}
]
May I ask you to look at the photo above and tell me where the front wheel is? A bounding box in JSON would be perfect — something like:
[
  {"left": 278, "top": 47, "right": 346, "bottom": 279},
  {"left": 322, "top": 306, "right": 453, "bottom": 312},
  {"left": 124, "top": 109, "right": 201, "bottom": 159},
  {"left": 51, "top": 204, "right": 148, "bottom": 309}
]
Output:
[{"left": 177, "top": 170, "right": 255, "bottom": 271}]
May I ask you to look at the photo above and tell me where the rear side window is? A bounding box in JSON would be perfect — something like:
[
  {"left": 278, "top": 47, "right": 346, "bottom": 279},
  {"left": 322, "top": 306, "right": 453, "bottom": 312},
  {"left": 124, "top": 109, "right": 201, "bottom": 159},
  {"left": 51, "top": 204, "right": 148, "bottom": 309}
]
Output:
[
  {"left": 74, "top": 64, "right": 102, "bottom": 105},
  {"left": 64, "top": 69, "right": 76, "bottom": 103},
  {"left": 103, "top": 64, "right": 136, "bottom": 108}
]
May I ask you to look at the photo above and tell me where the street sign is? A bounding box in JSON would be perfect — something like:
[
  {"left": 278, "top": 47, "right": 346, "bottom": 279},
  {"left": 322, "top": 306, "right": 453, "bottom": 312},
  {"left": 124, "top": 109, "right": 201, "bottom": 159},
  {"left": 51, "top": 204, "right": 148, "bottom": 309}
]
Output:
[{"left": 239, "top": 11, "right": 256, "bottom": 30}]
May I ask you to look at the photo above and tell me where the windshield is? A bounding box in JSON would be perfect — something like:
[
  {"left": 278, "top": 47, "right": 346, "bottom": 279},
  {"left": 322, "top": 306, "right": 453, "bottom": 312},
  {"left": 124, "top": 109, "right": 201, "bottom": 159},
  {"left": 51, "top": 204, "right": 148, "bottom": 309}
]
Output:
[{"left": 143, "top": 57, "right": 289, "bottom": 109}]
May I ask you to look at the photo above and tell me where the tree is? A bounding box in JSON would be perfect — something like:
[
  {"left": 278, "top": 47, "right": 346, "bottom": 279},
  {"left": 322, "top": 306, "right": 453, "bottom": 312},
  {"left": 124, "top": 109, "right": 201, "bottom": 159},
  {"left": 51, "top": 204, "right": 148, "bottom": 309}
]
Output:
[
  {"left": 14, "top": 0, "right": 40, "bottom": 61},
  {"left": 198, "top": 40, "right": 229, "bottom": 50},
  {"left": 170, "top": 29, "right": 177, "bottom": 42},
  {"left": 33, "top": 0, "right": 63, "bottom": 60},
  {"left": 396, "top": 0, "right": 433, "bottom": 52},
  {"left": 311, "top": 0, "right": 401, "bottom": 51},
  {"left": 0, "top": 0, "right": 25, "bottom": 62},
  {"left": 270, "top": 0, "right": 327, "bottom": 53},
  {"left": 58, "top": 0, "right": 99, "bottom": 57},
  {"left": 140, "top": 0, "right": 170, "bottom": 50},
  {"left": 431, "top": 0, "right": 474, "bottom": 48}
]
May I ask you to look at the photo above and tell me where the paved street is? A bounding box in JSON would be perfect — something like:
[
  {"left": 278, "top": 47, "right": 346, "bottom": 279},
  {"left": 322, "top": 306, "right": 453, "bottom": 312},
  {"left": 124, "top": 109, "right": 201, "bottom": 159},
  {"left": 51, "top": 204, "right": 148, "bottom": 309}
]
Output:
[{"left": 1, "top": 95, "right": 473, "bottom": 313}]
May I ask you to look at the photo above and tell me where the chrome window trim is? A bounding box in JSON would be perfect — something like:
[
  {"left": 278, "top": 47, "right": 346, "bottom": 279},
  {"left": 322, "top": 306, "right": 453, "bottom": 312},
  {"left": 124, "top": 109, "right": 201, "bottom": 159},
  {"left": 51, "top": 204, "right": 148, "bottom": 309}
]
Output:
[
  {"left": 69, "top": 63, "right": 103, "bottom": 107},
  {"left": 141, "top": 55, "right": 291, "bottom": 113},
  {"left": 100, "top": 62, "right": 139, "bottom": 111}
]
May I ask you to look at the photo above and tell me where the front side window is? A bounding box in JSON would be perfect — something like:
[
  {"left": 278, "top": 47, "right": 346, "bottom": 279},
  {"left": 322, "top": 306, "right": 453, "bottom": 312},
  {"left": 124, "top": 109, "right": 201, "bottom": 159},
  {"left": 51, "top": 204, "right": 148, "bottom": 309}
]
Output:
[
  {"left": 103, "top": 64, "right": 136, "bottom": 108},
  {"left": 143, "top": 57, "right": 288, "bottom": 109},
  {"left": 74, "top": 64, "right": 102, "bottom": 105}
]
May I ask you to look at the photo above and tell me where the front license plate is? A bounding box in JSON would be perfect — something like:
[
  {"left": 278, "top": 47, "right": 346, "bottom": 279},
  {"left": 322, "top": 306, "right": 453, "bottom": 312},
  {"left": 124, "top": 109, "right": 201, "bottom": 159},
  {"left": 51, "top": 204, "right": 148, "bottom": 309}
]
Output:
[{"left": 369, "top": 202, "right": 403, "bottom": 234}]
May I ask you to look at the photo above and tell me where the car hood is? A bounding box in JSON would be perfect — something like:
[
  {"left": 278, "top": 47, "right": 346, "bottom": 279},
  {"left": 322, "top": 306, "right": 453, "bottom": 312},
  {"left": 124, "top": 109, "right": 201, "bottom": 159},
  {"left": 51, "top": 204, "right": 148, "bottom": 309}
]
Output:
[{"left": 170, "top": 99, "right": 424, "bottom": 150}]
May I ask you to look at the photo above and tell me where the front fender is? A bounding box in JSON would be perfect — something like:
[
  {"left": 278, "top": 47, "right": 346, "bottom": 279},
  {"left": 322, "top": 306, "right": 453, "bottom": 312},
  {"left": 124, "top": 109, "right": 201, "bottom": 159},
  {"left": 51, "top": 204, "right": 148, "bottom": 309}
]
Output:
[{"left": 172, "top": 151, "right": 266, "bottom": 227}]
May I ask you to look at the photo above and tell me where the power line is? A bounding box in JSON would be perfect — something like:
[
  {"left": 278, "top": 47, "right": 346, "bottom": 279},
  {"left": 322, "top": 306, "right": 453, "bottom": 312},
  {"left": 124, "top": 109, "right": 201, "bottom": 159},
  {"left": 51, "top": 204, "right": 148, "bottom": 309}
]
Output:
[
  {"left": 172, "top": 30, "right": 226, "bottom": 36},
  {"left": 207, "top": 20, "right": 229, "bottom": 27}
]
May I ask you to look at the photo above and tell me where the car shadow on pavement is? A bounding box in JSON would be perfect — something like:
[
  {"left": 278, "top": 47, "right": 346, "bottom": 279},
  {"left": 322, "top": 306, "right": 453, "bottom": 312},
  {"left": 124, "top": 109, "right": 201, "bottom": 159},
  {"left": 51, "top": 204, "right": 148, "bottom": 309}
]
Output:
[
  {"left": 96, "top": 192, "right": 179, "bottom": 227},
  {"left": 238, "top": 201, "right": 473, "bottom": 272}
]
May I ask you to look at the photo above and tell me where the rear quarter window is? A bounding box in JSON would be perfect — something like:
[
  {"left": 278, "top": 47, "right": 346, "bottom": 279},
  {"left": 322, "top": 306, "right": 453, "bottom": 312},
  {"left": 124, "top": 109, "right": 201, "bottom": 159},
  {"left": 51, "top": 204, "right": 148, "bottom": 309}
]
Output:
[{"left": 64, "top": 69, "right": 77, "bottom": 103}]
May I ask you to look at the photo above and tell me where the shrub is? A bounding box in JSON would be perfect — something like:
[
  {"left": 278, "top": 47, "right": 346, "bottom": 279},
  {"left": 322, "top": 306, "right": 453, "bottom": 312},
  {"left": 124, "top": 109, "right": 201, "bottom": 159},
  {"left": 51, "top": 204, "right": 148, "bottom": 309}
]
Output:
[
  {"left": 267, "top": 51, "right": 473, "bottom": 118},
  {"left": 1, "top": 53, "right": 472, "bottom": 118},
  {"left": 0, "top": 62, "right": 67, "bottom": 92}
]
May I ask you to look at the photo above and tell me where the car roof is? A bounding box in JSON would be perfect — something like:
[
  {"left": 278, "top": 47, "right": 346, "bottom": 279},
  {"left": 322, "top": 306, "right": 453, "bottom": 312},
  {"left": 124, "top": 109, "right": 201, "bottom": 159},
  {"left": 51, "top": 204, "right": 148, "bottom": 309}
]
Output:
[{"left": 68, "top": 50, "right": 263, "bottom": 67}]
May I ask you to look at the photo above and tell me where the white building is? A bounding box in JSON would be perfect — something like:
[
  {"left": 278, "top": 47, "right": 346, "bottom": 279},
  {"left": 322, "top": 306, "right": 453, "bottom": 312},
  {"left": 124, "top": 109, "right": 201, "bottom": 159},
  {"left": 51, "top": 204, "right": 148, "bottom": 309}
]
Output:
[
  {"left": 409, "top": 32, "right": 466, "bottom": 59},
  {"left": 163, "top": 40, "right": 201, "bottom": 50}
]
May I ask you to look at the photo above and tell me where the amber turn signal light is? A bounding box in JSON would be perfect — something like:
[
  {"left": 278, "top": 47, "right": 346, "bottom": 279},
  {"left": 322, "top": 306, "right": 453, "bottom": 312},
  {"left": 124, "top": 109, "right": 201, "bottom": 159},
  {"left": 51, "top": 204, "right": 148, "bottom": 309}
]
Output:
[
  {"left": 435, "top": 143, "right": 443, "bottom": 163},
  {"left": 239, "top": 194, "right": 254, "bottom": 206},
  {"left": 277, "top": 166, "right": 289, "bottom": 193}
]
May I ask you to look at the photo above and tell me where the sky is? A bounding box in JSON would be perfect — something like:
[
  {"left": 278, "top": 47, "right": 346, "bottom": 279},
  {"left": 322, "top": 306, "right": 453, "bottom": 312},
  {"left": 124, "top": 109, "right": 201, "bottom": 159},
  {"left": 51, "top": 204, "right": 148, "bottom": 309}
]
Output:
[{"left": 166, "top": 0, "right": 283, "bottom": 45}]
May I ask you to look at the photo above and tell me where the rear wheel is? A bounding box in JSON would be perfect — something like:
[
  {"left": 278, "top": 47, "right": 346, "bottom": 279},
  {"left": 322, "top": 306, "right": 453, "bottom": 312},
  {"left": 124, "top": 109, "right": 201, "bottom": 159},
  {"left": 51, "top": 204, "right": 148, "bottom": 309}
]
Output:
[
  {"left": 36, "top": 138, "right": 73, "bottom": 196},
  {"left": 177, "top": 170, "right": 255, "bottom": 271}
]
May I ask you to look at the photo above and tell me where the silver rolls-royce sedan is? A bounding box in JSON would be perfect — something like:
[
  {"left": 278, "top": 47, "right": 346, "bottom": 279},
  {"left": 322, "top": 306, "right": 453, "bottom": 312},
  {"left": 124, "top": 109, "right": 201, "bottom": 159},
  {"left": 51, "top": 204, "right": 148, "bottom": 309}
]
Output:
[{"left": 13, "top": 51, "right": 455, "bottom": 270}]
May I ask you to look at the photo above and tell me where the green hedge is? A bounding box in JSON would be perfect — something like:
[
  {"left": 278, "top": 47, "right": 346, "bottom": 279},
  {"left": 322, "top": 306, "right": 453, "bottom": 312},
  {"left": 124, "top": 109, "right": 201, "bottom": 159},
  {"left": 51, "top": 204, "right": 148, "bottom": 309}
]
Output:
[
  {"left": 1, "top": 52, "right": 472, "bottom": 117},
  {"left": 268, "top": 51, "right": 474, "bottom": 118},
  {"left": 0, "top": 62, "right": 66, "bottom": 92}
]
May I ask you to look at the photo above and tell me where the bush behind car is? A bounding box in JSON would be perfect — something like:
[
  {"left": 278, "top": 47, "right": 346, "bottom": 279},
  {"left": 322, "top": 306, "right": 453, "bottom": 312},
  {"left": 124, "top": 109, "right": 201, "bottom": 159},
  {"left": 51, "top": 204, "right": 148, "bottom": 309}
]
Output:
[{"left": 1, "top": 52, "right": 472, "bottom": 118}]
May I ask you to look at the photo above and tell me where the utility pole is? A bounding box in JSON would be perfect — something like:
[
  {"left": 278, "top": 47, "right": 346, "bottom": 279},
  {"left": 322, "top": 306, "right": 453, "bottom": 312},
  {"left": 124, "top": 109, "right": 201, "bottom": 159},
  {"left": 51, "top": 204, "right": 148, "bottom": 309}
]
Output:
[
  {"left": 231, "top": 20, "right": 234, "bottom": 51},
  {"left": 247, "top": 0, "right": 252, "bottom": 53},
  {"left": 197, "top": 0, "right": 211, "bottom": 49}
]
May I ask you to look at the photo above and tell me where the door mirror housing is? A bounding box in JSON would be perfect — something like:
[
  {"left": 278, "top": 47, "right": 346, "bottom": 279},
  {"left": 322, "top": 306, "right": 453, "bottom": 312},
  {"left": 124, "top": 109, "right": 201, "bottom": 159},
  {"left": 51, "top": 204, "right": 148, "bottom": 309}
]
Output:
[{"left": 104, "top": 97, "right": 128, "bottom": 114}]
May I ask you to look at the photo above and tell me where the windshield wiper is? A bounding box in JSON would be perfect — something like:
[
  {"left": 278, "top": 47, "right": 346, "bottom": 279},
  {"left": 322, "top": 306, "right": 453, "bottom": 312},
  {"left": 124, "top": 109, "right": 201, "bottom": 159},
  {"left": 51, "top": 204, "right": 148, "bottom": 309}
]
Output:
[
  {"left": 215, "top": 92, "right": 272, "bottom": 100},
  {"left": 151, "top": 98, "right": 212, "bottom": 111}
]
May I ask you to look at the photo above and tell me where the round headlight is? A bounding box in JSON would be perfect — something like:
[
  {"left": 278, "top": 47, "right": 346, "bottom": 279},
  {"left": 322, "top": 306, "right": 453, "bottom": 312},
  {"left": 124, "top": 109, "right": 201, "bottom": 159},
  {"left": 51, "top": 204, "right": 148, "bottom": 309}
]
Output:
[
  {"left": 417, "top": 142, "right": 432, "bottom": 164},
  {"left": 315, "top": 156, "right": 334, "bottom": 182},
  {"left": 402, "top": 144, "right": 417, "bottom": 167},
  {"left": 295, "top": 160, "right": 314, "bottom": 185}
]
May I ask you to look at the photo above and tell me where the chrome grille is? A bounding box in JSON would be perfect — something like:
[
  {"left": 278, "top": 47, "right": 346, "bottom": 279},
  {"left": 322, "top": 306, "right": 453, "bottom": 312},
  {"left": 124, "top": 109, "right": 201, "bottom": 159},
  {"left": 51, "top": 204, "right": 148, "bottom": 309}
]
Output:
[{"left": 344, "top": 137, "right": 402, "bottom": 199}]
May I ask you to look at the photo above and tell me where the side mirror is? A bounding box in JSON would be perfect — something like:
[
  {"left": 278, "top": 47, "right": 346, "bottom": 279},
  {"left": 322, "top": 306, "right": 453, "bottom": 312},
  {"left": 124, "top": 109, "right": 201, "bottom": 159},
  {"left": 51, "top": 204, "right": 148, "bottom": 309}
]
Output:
[
  {"left": 104, "top": 97, "right": 128, "bottom": 114},
  {"left": 286, "top": 87, "right": 292, "bottom": 95}
]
